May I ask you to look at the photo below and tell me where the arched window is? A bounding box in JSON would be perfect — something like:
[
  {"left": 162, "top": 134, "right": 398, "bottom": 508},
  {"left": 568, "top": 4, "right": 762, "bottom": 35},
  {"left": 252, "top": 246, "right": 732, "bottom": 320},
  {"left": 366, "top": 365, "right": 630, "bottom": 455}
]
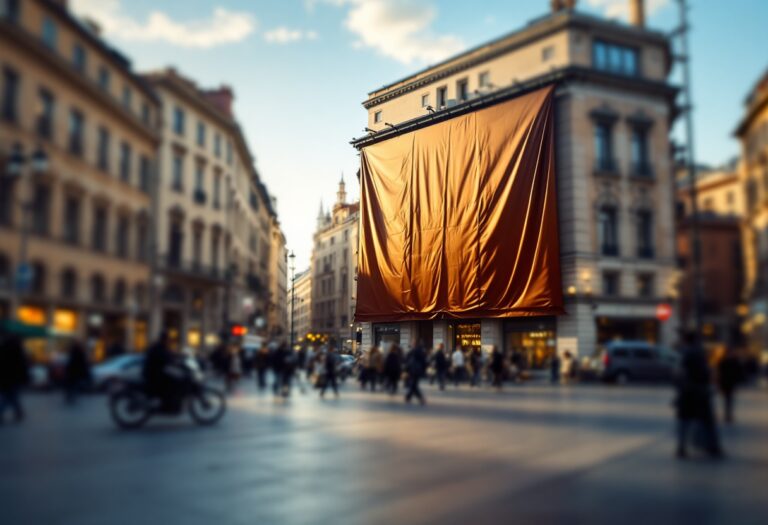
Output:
[
  {"left": 113, "top": 279, "right": 126, "bottom": 306},
  {"left": 60, "top": 267, "right": 78, "bottom": 298},
  {"left": 91, "top": 273, "right": 106, "bottom": 303},
  {"left": 31, "top": 261, "right": 46, "bottom": 295}
]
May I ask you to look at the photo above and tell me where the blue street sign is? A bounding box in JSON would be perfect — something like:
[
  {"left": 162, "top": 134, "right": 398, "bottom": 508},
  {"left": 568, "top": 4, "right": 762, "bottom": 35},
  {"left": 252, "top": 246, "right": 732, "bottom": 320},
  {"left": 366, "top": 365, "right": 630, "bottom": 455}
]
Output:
[{"left": 15, "top": 263, "right": 33, "bottom": 293}]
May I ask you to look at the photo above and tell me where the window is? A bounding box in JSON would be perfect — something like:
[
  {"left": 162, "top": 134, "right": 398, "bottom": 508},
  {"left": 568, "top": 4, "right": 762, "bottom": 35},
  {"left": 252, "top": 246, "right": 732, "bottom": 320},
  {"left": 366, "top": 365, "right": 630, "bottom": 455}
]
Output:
[
  {"left": 602, "top": 271, "right": 619, "bottom": 296},
  {"left": 91, "top": 274, "right": 105, "bottom": 303},
  {"left": 68, "top": 109, "right": 84, "bottom": 156},
  {"left": 456, "top": 78, "right": 468, "bottom": 102},
  {"left": 637, "top": 273, "right": 654, "bottom": 297},
  {"left": 542, "top": 45, "right": 555, "bottom": 61},
  {"left": 139, "top": 156, "right": 151, "bottom": 193},
  {"left": 479, "top": 71, "right": 491, "bottom": 88},
  {"left": 173, "top": 106, "right": 185, "bottom": 136},
  {"left": 72, "top": 43, "right": 86, "bottom": 73},
  {"left": 63, "top": 195, "right": 80, "bottom": 245},
  {"left": 373, "top": 111, "right": 382, "bottom": 124},
  {"left": 197, "top": 121, "right": 206, "bottom": 147},
  {"left": 98, "top": 66, "right": 110, "bottom": 91},
  {"left": 37, "top": 88, "right": 55, "bottom": 140},
  {"left": 141, "top": 103, "right": 151, "bottom": 125},
  {"left": 636, "top": 210, "right": 654, "bottom": 258},
  {"left": 593, "top": 40, "right": 639, "bottom": 76},
  {"left": 437, "top": 86, "right": 447, "bottom": 108},
  {"left": 214, "top": 133, "right": 221, "bottom": 158},
  {"left": 194, "top": 162, "right": 206, "bottom": 203},
  {"left": 226, "top": 140, "right": 233, "bottom": 165},
  {"left": 115, "top": 216, "right": 129, "bottom": 258},
  {"left": 421, "top": 93, "right": 429, "bottom": 107},
  {"left": 119, "top": 142, "right": 132, "bottom": 183},
  {"left": 632, "top": 348, "right": 653, "bottom": 360},
  {"left": 42, "top": 16, "right": 57, "bottom": 49},
  {"left": 97, "top": 126, "right": 110, "bottom": 171},
  {"left": 172, "top": 154, "right": 184, "bottom": 191},
  {"left": 0, "top": 0, "right": 20, "bottom": 23},
  {"left": 0, "top": 177, "right": 14, "bottom": 226},
  {"left": 192, "top": 230, "right": 202, "bottom": 267},
  {"left": 31, "top": 184, "right": 50, "bottom": 236},
  {"left": 92, "top": 205, "right": 108, "bottom": 252},
  {"left": 31, "top": 262, "right": 46, "bottom": 295},
  {"left": 60, "top": 268, "right": 77, "bottom": 298},
  {"left": 136, "top": 221, "right": 148, "bottom": 262},
  {"left": 113, "top": 280, "right": 126, "bottom": 306},
  {"left": 2, "top": 67, "right": 19, "bottom": 122},
  {"left": 122, "top": 86, "right": 132, "bottom": 110},
  {"left": 598, "top": 205, "right": 619, "bottom": 256},
  {"left": 211, "top": 235, "right": 220, "bottom": 271},
  {"left": 630, "top": 127, "right": 651, "bottom": 176},
  {"left": 213, "top": 173, "right": 221, "bottom": 208},
  {"left": 594, "top": 122, "right": 614, "bottom": 171}
]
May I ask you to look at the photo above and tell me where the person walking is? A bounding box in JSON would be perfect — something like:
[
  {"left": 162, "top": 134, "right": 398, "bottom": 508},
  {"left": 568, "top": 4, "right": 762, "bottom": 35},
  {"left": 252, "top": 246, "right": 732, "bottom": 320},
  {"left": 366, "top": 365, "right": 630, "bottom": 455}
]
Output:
[
  {"left": 63, "top": 341, "right": 91, "bottom": 404},
  {"left": 319, "top": 347, "right": 340, "bottom": 398},
  {"left": 470, "top": 348, "right": 482, "bottom": 387},
  {"left": 717, "top": 347, "right": 743, "bottom": 424},
  {"left": 560, "top": 351, "right": 574, "bottom": 384},
  {"left": 432, "top": 343, "right": 449, "bottom": 391},
  {"left": 404, "top": 340, "right": 427, "bottom": 405},
  {"left": 0, "top": 330, "right": 30, "bottom": 424},
  {"left": 383, "top": 344, "right": 403, "bottom": 395},
  {"left": 254, "top": 346, "right": 269, "bottom": 390},
  {"left": 550, "top": 352, "right": 561, "bottom": 384},
  {"left": 674, "top": 332, "right": 724, "bottom": 459},
  {"left": 451, "top": 346, "right": 466, "bottom": 387},
  {"left": 367, "top": 346, "right": 383, "bottom": 392},
  {"left": 490, "top": 345, "right": 505, "bottom": 390}
]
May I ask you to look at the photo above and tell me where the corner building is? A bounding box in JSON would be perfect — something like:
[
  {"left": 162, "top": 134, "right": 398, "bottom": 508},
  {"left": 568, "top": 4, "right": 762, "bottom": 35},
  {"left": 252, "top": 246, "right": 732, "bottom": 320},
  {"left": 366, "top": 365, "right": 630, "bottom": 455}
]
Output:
[{"left": 352, "top": 1, "right": 679, "bottom": 363}]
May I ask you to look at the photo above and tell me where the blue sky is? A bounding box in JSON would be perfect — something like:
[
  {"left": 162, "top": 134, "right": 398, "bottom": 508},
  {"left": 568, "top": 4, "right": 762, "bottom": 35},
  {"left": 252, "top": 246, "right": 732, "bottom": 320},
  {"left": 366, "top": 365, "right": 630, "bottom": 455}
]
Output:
[{"left": 71, "top": 0, "right": 767, "bottom": 270}]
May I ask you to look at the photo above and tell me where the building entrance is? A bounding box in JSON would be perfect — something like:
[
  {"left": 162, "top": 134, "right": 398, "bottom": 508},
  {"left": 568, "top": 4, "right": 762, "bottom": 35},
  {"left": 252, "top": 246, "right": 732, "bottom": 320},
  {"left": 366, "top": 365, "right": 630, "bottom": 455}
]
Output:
[
  {"left": 448, "top": 322, "right": 481, "bottom": 353},
  {"left": 503, "top": 317, "right": 556, "bottom": 369},
  {"left": 374, "top": 323, "right": 400, "bottom": 349}
]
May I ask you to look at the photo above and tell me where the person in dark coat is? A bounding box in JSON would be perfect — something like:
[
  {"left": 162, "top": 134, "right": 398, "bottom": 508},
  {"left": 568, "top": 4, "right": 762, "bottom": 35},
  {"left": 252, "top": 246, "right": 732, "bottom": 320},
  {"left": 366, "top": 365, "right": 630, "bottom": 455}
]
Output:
[
  {"left": 64, "top": 341, "right": 92, "bottom": 404},
  {"left": 469, "top": 348, "right": 482, "bottom": 387},
  {"left": 717, "top": 347, "right": 743, "bottom": 424},
  {"left": 319, "top": 347, "right": 339, "bottom": 398},
  {"left": 674, "top": 332, "right": 723, "bottom": 459},
  {"left": 490, "top": 345, "right": 506, "bottom": 390},
  {"left": 142, "top": 331, "right": 179, "bottom": 409},
  {"left": 432, "top": 343, "right": 449, "bottom": 391},
  {"left": 550, "top": 353, "right": 561, "bottom": 384},
  {"left": 404, "top": 341, "right": 427, "bottom": 405},
  {"left": 254, "top": 346, "right": 269, "bottom": 390},
  {"left": 383, "top": 344, "right": 403, "bottom": 395},
  {"left": 0, "top": 330, "right": 30, "bottom": 423}
]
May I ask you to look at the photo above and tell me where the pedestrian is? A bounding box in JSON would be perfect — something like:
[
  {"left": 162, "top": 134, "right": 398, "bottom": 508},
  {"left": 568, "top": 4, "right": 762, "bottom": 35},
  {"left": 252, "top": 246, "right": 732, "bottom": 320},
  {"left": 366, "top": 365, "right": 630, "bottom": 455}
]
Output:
[
  {"left": 0, "top": 330, "right": 30, "bottom": 424},
  {"left": 550, "top": 352, "right": 561, "bottom": 384},
  {"left": 383, "top": 344, "right": 403, "bottom": 394},
  {"left": 451, "top": 346, "right": 466, "bottom": 387},
  {"left": 490, "top": 345, "right": 505, "bottom": 390},
  {"left": 717, "top": 346, "right": 743, "bottom": 424},
  {"left": 226, "top": 343, "right": 242, "bottom": 393},
  {"left": 365, "top": 346, "right": 382, "bottom": 392},
  {"left": 470, "top": 347, "right": 482, "bottom": 387},
  {"left": 254, "top": 346, "right": 269, "bottom": 390},
  {"left": 560, "top": 351, "right": 574, "bottom": 384},
  {"left": 404, "top": 340, "right": 427, "bottom": 405},
  {"left": 432, "top": 343, "right": 449, "bottom": 390},
  {"left": 319, "top": 346, "right": 340, "bottom": 398},
  {"left": 63, "top": 340, "right": 91, "bottom": 404},
  {"left": 674, "top": 331, "right": 724, "bottom": 459}
]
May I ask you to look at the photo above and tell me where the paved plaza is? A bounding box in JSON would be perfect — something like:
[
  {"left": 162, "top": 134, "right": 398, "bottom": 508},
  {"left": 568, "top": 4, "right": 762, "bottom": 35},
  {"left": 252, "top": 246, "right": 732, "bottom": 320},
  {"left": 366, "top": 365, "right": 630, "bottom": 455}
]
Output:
[{"left": 1, "top": 381, "right": 767, "bottom": 525}]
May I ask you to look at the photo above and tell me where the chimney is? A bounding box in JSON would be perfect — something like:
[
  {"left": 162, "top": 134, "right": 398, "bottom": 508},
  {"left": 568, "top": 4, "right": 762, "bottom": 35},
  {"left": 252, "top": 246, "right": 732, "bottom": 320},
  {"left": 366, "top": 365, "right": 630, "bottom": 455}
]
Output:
[
  {"left": 203, "top": 86, "right": 235, "bottom": 117},
  {"left": 629, "top": 0, "right": 645, "bottom": 27}
]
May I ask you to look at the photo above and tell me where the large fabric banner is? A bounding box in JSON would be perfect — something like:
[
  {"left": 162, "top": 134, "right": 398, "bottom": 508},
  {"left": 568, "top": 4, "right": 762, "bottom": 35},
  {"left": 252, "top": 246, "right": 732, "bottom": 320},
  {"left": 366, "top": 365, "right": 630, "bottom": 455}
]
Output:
[{"left": 356, "top": 85, "right": 563, "bottom": 322}]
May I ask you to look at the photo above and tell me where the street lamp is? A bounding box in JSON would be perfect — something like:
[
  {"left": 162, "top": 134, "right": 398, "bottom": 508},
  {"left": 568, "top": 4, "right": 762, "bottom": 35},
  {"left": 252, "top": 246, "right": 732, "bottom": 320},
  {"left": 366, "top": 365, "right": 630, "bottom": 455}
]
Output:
[
  {"left": 4, "top": 143, "right": 48, "bottom": 321},
  {"left": 288, "top": 251, "right": 296, "bottom": 350}
]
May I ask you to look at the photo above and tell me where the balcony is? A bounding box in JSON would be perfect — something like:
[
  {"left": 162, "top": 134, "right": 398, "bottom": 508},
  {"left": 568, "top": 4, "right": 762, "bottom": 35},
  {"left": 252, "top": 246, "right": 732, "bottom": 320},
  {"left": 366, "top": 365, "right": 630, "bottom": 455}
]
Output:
[
  {"left": 193, "top": 189, "right": 207, "bottom": 205},
  {"left": 159, "top": 254, "right": 225, "bottom": 281}
]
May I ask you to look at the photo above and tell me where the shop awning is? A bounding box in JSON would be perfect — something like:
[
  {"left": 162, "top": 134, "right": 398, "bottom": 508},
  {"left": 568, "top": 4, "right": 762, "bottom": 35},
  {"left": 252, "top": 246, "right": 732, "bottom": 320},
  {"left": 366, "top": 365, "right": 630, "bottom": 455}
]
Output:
[{"left": 0, "top": 319, "right": 51, "bottom": 338}]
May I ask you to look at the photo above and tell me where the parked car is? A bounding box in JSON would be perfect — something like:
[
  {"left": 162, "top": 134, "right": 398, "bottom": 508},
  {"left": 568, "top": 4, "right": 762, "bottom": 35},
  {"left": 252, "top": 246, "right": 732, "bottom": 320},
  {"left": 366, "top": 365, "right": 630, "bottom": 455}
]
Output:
[
  {"left": 594, "top": 341, "right": 679, "bottom": 384},
  {"left": 92, "top": 354, "right": 145, "bottom": 392}
]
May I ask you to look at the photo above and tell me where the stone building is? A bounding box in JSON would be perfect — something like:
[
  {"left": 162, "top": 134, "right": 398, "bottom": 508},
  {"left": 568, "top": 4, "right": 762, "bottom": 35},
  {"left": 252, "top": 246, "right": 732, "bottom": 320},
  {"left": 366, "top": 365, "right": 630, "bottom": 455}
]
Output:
[
  {"left": 268, "top": 212, "right": 288, "bottom": 338},
  {"left": 735, "top": 69, "right": 768, "bottom": 355},
  {"left": 352, "top": 0, "right": 679, "bottom": 364},
  {"left": 0, "top": 0, "right": 159, "bottom": 358},
  {"left": 310, "top": 177, "right": 359, "bottom": 349},
  {"left": 291, "top": 268, "right": 311, "bottom": 344}
]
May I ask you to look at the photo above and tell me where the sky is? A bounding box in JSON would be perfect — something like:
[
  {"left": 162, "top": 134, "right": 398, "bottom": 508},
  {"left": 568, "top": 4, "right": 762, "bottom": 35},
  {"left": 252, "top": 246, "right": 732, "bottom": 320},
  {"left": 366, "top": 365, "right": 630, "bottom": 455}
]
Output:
[{"left": 70, "top": 0, "right": 768, "bottom": 270}]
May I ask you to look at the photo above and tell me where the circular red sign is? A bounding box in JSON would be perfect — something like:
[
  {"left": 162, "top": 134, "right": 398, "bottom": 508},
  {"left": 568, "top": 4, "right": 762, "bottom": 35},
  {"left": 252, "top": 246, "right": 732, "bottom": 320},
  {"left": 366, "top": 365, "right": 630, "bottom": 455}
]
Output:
[{"left": 656, "top": 303, "right": 673, "bottom": 322}]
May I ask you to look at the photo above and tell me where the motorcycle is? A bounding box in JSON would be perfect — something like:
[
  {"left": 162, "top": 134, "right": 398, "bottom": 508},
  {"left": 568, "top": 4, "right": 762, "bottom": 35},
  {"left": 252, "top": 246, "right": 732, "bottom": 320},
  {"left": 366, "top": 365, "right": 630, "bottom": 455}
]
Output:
[{"left": 109, "top": 356, "right": 226, "bottom": 429}]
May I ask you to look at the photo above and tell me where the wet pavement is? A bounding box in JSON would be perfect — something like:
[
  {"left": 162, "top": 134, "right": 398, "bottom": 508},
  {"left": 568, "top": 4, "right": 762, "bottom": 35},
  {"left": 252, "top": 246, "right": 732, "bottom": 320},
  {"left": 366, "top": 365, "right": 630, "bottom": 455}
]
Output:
[{"left": 1, "top": 379, "right": 766, "bottom": 525}]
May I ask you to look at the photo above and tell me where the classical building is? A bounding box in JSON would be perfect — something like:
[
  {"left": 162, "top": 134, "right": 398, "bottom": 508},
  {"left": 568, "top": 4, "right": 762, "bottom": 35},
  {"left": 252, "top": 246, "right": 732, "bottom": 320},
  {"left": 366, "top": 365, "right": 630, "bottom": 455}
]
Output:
[
  {"left": 352, "top": 0, "right": 679, "bottom": 364},
  {"left": 735, "top": 69, "right": 768, "bottom": 355},
  {"left": 268, "top": 213, "right": 288, "bottom": 338},
  {"left": 291, "top": 268, "right": 311, "bottom": 343},
  {"left": 310, "top": 177, "right": 359, "bottom": 348},
  {"left": 675, "top": 164, "right": 744, "bottom": 345},
  {"left": 144, "top": 68, "right": 281, "bottom": 351},
  {"left": 0, "top": 0, "right": 159, "bottom": 359}
]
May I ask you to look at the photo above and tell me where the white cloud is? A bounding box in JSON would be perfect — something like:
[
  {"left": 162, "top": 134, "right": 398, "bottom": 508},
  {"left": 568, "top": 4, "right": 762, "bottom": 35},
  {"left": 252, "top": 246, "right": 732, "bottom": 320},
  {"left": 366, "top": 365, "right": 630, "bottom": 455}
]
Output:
[
  {"left": 264, "top": 27, "right": 319, "bottom": 44},
  {"left": 316, "top": 0, "right": 465, "bottom": 66},
  {"left": 585, "top": 0, "right": 671, "bottom": 20},
  {"left": 71, "top": 0, "right": 256, "bottom": 49}
]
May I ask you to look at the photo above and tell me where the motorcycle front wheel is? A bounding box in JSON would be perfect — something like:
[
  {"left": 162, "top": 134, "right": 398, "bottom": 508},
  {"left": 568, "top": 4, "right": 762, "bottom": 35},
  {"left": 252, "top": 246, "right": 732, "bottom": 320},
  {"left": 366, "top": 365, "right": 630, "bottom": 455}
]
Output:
[
  {"left": 188, "top": 386, "right": 227, "bottom": 426},
  {"left": 110, "top": 389, "right": 151, "bottom": 429}
]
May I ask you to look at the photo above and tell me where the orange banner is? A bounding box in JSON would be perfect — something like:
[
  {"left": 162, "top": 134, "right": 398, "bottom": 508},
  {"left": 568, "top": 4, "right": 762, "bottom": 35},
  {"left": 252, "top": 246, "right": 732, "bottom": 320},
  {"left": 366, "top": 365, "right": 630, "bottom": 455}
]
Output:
[{"left": 356, "top": 86, "right": 563, "bottom": 321}]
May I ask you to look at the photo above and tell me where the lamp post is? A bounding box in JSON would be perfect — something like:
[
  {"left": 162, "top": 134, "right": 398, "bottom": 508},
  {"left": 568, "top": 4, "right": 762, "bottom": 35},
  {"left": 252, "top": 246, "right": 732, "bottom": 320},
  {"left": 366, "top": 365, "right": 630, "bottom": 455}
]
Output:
[
  {"left": 289, "top": 251, "right": 296, "bottom": 350},
  {"left": 4, "top": 143, "right": 48, "bottom": 321}
]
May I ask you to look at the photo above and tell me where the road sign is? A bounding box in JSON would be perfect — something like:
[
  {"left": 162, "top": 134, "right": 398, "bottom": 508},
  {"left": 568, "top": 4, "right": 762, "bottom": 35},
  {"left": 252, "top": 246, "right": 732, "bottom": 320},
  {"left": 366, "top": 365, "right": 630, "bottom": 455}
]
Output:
[
  {"left": 14, "top": 263, "right": 33, "bottom": 293},
  {"left": 656, "top": 303, "right": 673, "bottom": 322}
]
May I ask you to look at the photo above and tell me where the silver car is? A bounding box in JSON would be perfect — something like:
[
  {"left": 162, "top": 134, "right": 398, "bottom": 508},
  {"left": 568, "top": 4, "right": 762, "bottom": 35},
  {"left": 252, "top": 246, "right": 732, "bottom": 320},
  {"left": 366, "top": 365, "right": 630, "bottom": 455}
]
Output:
[{"left": 596, "top": 341, "right": 679, "bottom": 384}]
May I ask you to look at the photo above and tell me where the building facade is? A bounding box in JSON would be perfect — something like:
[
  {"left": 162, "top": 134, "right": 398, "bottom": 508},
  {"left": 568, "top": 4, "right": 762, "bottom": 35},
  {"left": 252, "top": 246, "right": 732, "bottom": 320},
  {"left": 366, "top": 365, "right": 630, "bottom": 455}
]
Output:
[
  {"left": 736, "top": 69, "right": 768, "bottom": 355},
  {"left": 292, "top": 268, "right": 311, "bottom": 344},
  {"left": 353, "top": 1, "right": 679, "bottom": 364},
  {"left": 268, "top": 213, "right": 288, "bottom": 338},
  {"left": 0, "top": 0, "right": 159, "bottom": 359},
  {"left": 144, "top": 68, "right": 280, "bottom": 351},
  {"left": 310, "top": 177, "right": 359, "bottom": 349}
]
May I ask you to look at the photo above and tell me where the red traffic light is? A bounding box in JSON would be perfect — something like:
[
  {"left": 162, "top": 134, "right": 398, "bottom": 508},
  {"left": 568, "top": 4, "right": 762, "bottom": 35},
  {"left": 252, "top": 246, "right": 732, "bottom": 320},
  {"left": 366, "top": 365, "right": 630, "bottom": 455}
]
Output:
[{"left": 231, "top": 325, "right": 247, "bottom": 336}]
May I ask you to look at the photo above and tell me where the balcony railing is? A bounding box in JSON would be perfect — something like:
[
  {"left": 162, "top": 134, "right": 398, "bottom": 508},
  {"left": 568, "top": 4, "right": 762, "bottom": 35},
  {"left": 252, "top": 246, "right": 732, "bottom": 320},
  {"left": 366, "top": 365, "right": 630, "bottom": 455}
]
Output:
[
  {"left": 637, "top": 246, "right": 655, "bottom": 259},
  {"left": 159, "top": 254, "right": 225, "bottom": 280},
  {"left": 594, "top": 158, "right": 619, "bottom": 176},
  {"left": 601, "top": 244, "right": 619, "bottom": 256},
  {"left": 630, "top": 162, "right": 654, "bottom": 179}
]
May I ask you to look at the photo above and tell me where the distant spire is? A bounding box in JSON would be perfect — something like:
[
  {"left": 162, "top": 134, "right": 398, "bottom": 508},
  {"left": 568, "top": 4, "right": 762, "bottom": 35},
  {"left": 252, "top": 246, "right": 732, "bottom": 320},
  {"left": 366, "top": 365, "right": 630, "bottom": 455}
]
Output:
[
  {"left": 340, "top": 171, "right": 344, "bottom": 184},
  {"left": 317, "top": 200, "right": 324, "bottom": 218},
  {"left": 337, "top": 173, "right": 347, "bottom": 206}
]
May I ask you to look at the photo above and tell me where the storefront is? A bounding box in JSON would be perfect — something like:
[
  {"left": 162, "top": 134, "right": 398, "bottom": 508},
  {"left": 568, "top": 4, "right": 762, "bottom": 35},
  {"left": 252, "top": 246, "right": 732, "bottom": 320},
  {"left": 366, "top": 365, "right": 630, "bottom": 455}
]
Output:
[
  {"left": 373, "top": 323, "right": 400, "bottom": 348},
  {"left": 447, "top": 321, "right": 481, "bottom": 353},
  {"left": 503, "top": 317, "right": 557, "bottom": 369},
  {"left": 596, "top": 317, "right": 659, "bottom": 345}
]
